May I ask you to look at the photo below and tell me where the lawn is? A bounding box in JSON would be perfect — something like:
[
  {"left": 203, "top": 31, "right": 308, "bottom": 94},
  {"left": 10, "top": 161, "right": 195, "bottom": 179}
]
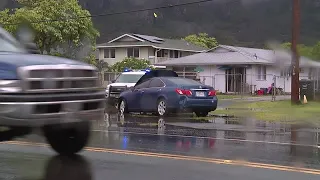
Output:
[
  {"left": 217, "top": 94, "right": 246, "bottom": 99},
  {"left": 211, "top": 100, "right": 320, "bottom": 124}
]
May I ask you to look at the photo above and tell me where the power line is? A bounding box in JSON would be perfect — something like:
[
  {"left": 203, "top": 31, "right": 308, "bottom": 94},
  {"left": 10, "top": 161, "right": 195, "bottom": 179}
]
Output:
[{"left": 2, "top": 0, "right": 215, "bottom": 25}]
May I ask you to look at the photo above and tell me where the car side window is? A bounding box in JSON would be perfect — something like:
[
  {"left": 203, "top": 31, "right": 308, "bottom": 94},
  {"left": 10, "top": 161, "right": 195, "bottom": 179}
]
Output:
[
  {"left": 149, "top": 79, "right": 165, "bottom": 88},
  {"left": 134, "top": 80, "right": 151, "bottom": 90}
]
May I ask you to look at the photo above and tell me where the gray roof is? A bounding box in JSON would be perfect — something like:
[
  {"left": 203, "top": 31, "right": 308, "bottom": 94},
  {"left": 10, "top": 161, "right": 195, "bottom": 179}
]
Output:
[
  {"left": 96, "top": 33, "right": 208, "bottom": 52},
  {"left": 156, "top": 45, "right": 320, "bottom": 67}
]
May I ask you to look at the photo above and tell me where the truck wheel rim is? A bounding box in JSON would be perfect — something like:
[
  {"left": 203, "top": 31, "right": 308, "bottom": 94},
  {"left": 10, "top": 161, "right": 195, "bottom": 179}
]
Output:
[{"left": 158, "top": 101, "right": 166, "bottom": 115}]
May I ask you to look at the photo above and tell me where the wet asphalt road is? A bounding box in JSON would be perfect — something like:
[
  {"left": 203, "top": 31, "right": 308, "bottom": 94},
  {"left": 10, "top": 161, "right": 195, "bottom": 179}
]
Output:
[{"left": 1, "top": 100, "right": 320, "bottom": 179}]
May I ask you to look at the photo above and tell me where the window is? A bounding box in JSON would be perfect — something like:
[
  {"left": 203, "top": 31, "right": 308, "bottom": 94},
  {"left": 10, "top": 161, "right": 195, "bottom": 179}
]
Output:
[
  {"left": 156, "top": 49, "right": 165, "bottom": 57},
  {"left": 167, "top": 77, "right": 203, "bottom": 86},
  {"left": 257, "top": 65, "right": 267, "bottom": 80},
  {"left": 127, "top": 47, "right": 140, "bottom": 58},
  {"left": 104, "top": 48, "right": 115, "bottom": 58},
  {"left": 149, "top": 79, "right": 165, "bottom": 87},
  {"left": 169, "top": 50, "right": 179, "bottom": 58},
  {"left": 280, "top": 67, "right": 292, "bottom": 77},
  {"left": 115, "top": 74, "right": 144, "bottom": 83},
  {"left": 308, "top": 68, "right": 314, "bottom": 79},
  {"left": 135, "top": 80, "right": 151, "bottom": 90}
]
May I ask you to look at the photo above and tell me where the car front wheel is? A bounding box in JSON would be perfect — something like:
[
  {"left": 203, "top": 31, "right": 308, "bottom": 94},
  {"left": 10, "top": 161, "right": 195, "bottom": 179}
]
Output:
[{"left": 43, "top": 121, "right": 90, "bottom": 155}]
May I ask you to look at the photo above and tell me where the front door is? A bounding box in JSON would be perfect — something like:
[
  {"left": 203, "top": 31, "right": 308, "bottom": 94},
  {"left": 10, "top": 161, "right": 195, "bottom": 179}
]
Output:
[
  {"left": 140, "top": 78, "right": 165, "bottom": 111},
  {"left": 225, "top": 67, "right": 246, "bottom": 93},
  {"left": 127, "top": 80, "right": 150, "bottom": 111}
]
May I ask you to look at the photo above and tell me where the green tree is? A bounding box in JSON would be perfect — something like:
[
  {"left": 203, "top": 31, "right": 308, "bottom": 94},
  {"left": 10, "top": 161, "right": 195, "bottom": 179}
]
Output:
[
  {"left": 91, "top": 59, "right": 110, "bottom": 73},
  {"left": 0, "top": 0, "right": 99, "bottom": 61},
  {"left": 111, "top": 57, "right": 152, "bottom": 72},
  {"left": 311, "top": 42, "right": 320, "bottom": 60},
  {"left": 280, "top": 42, "right": 320, "bottom": 60},
  {"left": 183, "top": 33, "right": 218, "bottom": 49}
]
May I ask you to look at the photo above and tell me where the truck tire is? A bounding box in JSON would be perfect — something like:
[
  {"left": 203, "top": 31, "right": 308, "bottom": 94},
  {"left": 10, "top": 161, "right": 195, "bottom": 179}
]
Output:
[{"left": 43, "top": 121, "right": 90, "bottom": 155}]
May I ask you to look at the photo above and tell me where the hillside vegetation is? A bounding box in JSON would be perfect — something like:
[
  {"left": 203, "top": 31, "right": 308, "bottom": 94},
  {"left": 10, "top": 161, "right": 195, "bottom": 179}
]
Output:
[{"left": 1, "top": 0, "right": 320, "bottom": 47}]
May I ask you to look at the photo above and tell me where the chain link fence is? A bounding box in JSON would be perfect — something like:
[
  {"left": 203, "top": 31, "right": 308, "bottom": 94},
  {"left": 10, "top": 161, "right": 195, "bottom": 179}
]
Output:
[{"left": 100, "top": 71, "right": 320, "bottom": 99}]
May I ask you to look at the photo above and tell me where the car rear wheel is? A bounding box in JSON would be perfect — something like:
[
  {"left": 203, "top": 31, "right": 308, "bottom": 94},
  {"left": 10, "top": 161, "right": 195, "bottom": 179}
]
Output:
[
  {"left": 157, "top": 98, "right": 168, "bottom": 116},
  {"left": 43, "top": 121, "right": 90, "bottom": 155},
  {"left": 119, "top": 99, "right": 128, "bottom": 114},
  {"left": 195, "top": 111, "right": 209, "bottom": 117}
]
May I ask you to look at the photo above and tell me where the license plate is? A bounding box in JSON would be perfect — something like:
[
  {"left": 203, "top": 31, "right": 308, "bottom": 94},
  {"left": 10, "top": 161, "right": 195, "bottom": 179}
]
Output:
[{"left": 196, "top": 91, "right": 205, "bottom": 97}]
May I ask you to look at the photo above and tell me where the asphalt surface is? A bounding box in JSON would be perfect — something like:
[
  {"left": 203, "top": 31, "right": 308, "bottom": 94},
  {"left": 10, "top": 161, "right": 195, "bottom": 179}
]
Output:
[{"left": 0, "top": 100, "right": 320, "bottom": 180}]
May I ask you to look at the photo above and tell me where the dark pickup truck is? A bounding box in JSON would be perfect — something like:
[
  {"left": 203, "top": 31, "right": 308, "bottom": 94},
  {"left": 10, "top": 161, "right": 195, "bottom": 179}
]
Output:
[{"left": 0, "top": 27, "right": 105, "bottom": 155}]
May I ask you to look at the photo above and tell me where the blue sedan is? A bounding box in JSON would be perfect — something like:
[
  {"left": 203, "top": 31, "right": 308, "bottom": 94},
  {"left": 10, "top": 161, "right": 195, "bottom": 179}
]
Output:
[{"left": 118, "top": 70, "right": 218, "bottom": 117}]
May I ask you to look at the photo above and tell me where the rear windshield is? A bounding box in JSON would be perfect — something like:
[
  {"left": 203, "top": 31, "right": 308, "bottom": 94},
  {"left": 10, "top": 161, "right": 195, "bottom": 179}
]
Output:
[
  {"left": 167, "top": 77, "right": 203, "bottom": 85},
  {"left": 115, "top": 74, "right": 144, "bottom": 83}
]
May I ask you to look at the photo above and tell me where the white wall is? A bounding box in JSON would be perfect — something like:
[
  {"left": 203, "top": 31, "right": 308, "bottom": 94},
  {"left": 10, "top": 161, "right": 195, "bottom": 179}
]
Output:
[
  {"left": 99, "top": 47, "right": 150, "bottom": 66},
  {"left": 196, "top": 65, "right": 313, "bottom": 93},
  {"left": 248, "top": 65, "right": 275, "bottom": 92},
  {"left": 246, "top": 65, "right": 311, "bottom": 93},
  {"left": 273, "top": 67, "right": 311, "bottom": 93},
  {"left": 197, "top": 65, "right": 226, "bottom": 93}
]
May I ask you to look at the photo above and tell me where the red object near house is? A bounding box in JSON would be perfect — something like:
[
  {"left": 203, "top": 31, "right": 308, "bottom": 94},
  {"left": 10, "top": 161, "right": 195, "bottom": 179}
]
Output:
[
  {"left": 208, "top": 139, "right": 215, "bottom": 148},
  {"left": 257, "top": 90, "right": 264, "bottom": 95}
]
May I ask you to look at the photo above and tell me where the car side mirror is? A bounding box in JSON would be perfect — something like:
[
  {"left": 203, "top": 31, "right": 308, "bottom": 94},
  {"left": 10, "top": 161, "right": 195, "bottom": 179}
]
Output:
[{"left": 111, "top": 80, "right": 115, "bottom": 83}]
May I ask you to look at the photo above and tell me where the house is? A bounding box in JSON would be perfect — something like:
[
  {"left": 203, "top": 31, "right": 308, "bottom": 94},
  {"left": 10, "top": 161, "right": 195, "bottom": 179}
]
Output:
[
  {"left": 96, "top": 33, "right": 208, "bottom": 66},
  {"left": 155, "top": 45, "right": 320, "bottom": 94}
]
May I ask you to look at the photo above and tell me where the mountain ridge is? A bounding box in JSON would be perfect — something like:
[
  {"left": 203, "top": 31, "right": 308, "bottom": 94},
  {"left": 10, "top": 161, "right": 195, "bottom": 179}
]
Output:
[{"left": 1, "top": 0, "right": 320, "bottom": 48}]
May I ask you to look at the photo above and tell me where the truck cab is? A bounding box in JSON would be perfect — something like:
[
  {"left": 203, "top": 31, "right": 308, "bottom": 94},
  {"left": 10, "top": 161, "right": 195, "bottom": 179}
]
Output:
[
  {"left": 106, "top": 68, "right": 150, "bottom": 106},
  {"left": 0, "top": 26, "right": 105, "bottom": 155}
]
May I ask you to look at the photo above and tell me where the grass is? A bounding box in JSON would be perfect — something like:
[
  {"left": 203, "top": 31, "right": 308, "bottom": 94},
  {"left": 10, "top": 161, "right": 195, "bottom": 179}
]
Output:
[
  {"left": 211, "top": 100, "right": 320, "bottom": 124},
  {"left": 216, "top": 94, "right": 286, "bottom": 100},
  {"left": 217, "top": 94, "right": 245, "bottom": 99}
]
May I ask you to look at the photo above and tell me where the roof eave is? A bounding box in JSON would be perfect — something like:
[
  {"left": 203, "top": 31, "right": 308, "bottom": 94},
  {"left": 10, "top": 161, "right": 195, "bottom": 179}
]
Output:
[
  {"left": 156, "top": 62, "right": 273, "bottom": 66},
  {"left": 108, "top": 33, "right": 146, "bottom": 43},
  {"left": 96, "top": 44, "right": 206, "bottom": 52}
]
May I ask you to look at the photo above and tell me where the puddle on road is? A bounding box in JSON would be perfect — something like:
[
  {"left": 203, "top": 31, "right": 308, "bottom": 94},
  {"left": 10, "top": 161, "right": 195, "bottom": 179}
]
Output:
[
  {"left": 91, "top": 110, "right": 320, "bottom": 148},
  {"left": 87, "top": 107, "right": 320, "bottom": 168},
  {"left": 88, "top": 111, "right": 320, "bottom": 169}
]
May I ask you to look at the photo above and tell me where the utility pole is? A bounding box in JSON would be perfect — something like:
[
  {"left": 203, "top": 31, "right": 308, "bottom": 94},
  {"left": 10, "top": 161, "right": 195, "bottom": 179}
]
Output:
[{"left": 291, "top": 0, "right": 300, "bottom": 104}]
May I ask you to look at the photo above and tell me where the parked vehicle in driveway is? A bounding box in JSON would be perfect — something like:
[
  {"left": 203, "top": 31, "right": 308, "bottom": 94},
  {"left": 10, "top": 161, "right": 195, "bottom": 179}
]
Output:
[
  {"left": 106, "top": 69, "right": 147, "bottom": 107},
  {"left": 118, "top": 70, "right": 218, "bottom": 117}
]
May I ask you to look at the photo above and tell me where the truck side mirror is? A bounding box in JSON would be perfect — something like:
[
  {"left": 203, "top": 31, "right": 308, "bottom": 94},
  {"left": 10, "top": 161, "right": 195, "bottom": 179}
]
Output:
[
  {"left": 24, "top": 43, "right": 41, "bottom": 54},
  {"left": 111, "top": 80, "right": 115, "bottom": 83}
]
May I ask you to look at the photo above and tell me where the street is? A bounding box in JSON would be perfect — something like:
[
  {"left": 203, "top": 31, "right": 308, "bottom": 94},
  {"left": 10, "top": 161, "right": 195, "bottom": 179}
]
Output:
[
  {"left": 0, "top": 141, "right": 320, "bottom": 180},
  {"left": 0, "top": 105, "right": 320, "bottom": 180}
]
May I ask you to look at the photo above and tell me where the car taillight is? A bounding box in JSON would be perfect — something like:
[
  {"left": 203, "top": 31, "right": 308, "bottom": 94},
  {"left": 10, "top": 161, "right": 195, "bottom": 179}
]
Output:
[
  {"left": 208, "top": 90, "right": 216, "bottom": 96},
  {"left": 175, "top": 88, "right": 192, "bottom": 96}
]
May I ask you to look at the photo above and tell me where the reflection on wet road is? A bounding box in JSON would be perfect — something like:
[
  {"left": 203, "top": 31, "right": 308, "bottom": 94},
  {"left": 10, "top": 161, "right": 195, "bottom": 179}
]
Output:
[
  {"left": 91, "top": 113, "right": 320, "bottom": 168},
  {"left": 1, "top": 109, "right": 320, "bottom": 179}
]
